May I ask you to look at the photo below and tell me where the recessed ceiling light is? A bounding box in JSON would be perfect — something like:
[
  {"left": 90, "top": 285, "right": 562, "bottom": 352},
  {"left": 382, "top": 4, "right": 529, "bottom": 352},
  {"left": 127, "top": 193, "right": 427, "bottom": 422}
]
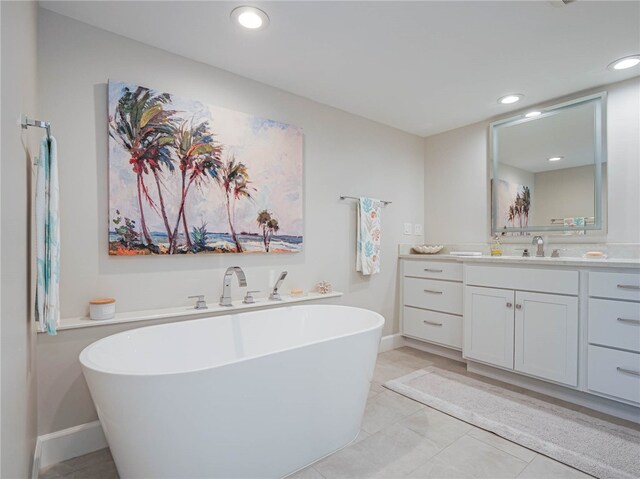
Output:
[
  {"left": 498, "top": 94, "right": 523, "bottom": 105},
  {"left": 608, "top": 54, "right": 640, "bottom": 70},
  {"left": 548, "top": 156, "right": 563, "bottom": 162},
  {"left": 525, "top": 111, "right": 542, "bottom": 118},
  {"left": 231, "top": 6, "right": 269, "bottom": 30}
]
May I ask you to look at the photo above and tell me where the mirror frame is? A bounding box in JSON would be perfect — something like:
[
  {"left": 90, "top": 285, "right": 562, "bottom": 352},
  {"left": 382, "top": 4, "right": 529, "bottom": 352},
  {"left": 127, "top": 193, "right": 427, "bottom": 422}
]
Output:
[{"left": 490, "top": 92, "right": 607, "bottom": 235}]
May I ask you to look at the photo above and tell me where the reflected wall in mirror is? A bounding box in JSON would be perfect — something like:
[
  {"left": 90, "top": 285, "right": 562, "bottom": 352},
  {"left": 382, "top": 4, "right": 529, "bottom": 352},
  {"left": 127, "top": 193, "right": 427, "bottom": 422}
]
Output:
[{"left": 490, "top": 93, "right": 606, "bottom": 236}]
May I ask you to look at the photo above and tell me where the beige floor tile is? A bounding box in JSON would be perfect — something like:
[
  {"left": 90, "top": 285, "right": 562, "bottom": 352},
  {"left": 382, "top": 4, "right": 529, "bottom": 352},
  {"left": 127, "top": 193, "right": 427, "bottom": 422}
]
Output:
[
  {"left": 315, "top": 425, "right": 442, "bottom": 479},
  {"left": 370, "top": 380, "right": 386, "bottom": 394},
  {"left": 39, "top": 449, "right": 117, "bottom": 479},
  {"left": 373, "top": 358, "right": 420, "bottom": 383},
  {"left": 354, "top": 428, "right": 371, "bottom": 444},
  {"left": 398, "top": 406, "right": 472, "bottom": 448},
  {"left": 312, "top": 441, "right": 374, "bottom": 479},
  {"left": 516, "top": 455, "right": 593, "bottom": 479},
  {"left": 378, "top": 348, "right": 436, "bottom": 368},
  {"left": 425, "top": 434, "right": 528, "bottom": 479},
  {"left": 407, "top": 458, "right": 475, "bottom": 478},
  {"left": 361, "top": 395, "right": 407, "bottom": 434},
  {"left": 374, "top": 390, "right": 425, "bottom": 416},
  {"left": 287, "top": 465, "right": 326, "bottom": 479},
  {"left": 467, "top": 427, "right": 537, "bottom": 463}
]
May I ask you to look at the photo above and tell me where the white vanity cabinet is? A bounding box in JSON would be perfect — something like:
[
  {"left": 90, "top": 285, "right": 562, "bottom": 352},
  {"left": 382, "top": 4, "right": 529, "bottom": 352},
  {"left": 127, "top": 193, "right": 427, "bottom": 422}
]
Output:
[
  {"left": 463, "top": 286, "right": 514, "bottom": 368},
  {"left": 464, "top": 265, "right": 579, "bottom": 386},
  {"left": 401, "top": 259, "right": 463, "bottom": 350},
  {"left": 587, "top": 271, "right": 640, "bottom": 405}
]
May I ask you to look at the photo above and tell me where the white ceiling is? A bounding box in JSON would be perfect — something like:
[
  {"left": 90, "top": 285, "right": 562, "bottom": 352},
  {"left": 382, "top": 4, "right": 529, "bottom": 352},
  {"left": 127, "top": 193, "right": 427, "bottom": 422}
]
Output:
[{"left": 39, "top": 1, "right": 640, "bottom": 137}]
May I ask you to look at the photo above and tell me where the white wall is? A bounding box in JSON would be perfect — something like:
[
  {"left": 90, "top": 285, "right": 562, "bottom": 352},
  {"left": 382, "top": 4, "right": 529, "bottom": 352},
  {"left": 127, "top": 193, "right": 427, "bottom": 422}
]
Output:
[
  {"left": 424, "top": 77, "right": 640, "bottom": 244},
  {"left": 36, "top": 9, "right": 424, "bottom": 435},
  {"left": 534, "top": 164, "right": 604, "bottom": 225},
  {"left": 424, "top": 122, "right": 488, "bottom": 243},
  {"left": 1, "top": 1, "right": 39, "bottom": 476}
]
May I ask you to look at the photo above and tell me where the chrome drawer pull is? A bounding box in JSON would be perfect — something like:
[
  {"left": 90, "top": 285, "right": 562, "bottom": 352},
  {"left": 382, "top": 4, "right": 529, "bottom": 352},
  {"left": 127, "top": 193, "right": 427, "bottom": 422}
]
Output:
[
  {"left": 617, "top": 317, "right": 640, "bottom": 325},
  {"left": 616, "top": 367, "right": 640, "bottom": 377},
  {"left": 424, "top": 268, "right": 443, "bottom": 273},
  {"left": 423, "top": 320, "right": 443, "bottom": 326},
  {"left": 423, "top": 289, "right": 443, "bottom": 294},
  {"left": 617, "top": 284, "right": 640, "bottom": 290}
]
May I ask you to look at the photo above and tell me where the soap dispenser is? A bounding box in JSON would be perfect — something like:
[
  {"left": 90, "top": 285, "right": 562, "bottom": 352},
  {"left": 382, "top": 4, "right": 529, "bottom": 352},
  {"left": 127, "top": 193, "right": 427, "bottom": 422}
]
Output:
[{"left": 491, "top": 235, "right": 503, "bottom": 257}]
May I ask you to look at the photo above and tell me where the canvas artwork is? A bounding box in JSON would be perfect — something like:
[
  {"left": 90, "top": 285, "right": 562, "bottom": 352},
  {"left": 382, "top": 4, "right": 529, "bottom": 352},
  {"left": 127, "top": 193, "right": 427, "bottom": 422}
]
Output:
[
  {"left": 108, "top": 80, "right": 303, "bottom": 255},
  {"left": 494, "top": 179, "right": 531, "bottom": 232}
]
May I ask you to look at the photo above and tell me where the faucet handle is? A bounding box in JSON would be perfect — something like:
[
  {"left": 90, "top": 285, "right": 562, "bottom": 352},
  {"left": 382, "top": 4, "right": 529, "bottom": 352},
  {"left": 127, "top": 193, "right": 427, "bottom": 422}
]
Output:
[
  {"left": 188, "top": 295, "right": 208, "bottom": 310},
  {"left": 243, "top": 291, "right": 260, "bottom": 304}
]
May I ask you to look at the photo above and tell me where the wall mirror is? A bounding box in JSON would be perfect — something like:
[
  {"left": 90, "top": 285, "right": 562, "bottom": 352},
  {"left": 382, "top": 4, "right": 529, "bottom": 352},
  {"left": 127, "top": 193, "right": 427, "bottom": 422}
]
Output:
[{"left": 490, "top": 93, "right": 606, "bottom": 236}]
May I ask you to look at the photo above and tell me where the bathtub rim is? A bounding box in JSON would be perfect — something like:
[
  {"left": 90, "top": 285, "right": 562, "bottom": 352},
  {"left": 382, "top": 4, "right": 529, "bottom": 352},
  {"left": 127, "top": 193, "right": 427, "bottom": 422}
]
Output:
[{"left": 79, "top": 304, "right": 385, "bottom": 377}]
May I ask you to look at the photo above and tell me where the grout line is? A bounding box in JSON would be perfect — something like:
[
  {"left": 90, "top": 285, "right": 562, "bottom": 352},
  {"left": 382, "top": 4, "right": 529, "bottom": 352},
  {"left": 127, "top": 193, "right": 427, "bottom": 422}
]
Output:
[{"left": 464, "top": 428, "right": 538, "bottom": 463}]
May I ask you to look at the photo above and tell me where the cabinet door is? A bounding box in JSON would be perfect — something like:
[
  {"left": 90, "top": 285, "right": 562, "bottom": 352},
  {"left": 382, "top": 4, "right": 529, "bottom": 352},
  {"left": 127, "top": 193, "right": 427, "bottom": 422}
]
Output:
[
  {"left": 464, "top": 286, "right": 515, "bottom": 369},
  {"left": 514, "top": 291, "right": 578, "bottom": 386}
]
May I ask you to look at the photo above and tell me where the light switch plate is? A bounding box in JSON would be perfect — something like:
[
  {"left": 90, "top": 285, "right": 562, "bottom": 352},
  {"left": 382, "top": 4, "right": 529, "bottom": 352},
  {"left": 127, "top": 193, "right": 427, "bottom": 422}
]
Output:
[
  {"left": 403, "top": 223, "right": 413, "bottom": 235},
  {"left": 414, "top": 224, "right": 423, "bottom": 235}
]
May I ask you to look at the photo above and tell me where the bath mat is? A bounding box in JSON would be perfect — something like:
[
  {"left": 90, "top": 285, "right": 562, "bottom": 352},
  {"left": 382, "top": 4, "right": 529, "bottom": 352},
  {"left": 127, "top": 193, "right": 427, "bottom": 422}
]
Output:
[{"left": 384, "top": 367, "right": 640, "bottom": 479}]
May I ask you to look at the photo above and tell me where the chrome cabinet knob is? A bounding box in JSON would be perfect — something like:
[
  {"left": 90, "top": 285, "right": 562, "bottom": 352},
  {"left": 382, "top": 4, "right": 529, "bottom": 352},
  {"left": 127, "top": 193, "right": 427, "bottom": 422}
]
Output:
[
  {"left": 506, "top": 302, "right": 513, "bottom": 308},
  {"left": 516, "top": 304, "right": 522, "bottom": 310}
]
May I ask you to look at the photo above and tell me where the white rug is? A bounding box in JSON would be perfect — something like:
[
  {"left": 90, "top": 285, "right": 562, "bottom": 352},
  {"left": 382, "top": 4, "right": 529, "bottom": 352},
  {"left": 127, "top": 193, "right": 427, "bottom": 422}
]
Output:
[{"left": 384, "top": 367, "right": 640, "bottom": 479}]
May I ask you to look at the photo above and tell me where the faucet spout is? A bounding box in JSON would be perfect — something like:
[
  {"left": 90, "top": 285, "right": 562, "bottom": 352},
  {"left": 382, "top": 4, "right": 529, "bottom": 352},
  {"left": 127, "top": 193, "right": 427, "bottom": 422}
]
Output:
[
  {"left": 220, "top": 266, "right": 247, "bottom": 306},
  {"left": 532, "top": 236, "right": 545, "bottom": 257}
]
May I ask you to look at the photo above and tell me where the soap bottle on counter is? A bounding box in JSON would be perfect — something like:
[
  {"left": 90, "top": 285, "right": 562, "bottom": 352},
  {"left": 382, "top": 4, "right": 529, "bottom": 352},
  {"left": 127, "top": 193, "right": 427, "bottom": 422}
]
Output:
[{"left": 490, "top": 235, "right": 503, "bottom": 257}]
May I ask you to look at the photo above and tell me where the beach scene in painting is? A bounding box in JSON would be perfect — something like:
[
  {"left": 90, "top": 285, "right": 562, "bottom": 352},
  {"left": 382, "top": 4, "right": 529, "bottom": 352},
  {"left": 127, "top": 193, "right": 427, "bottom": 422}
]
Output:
[{"left": 108, "top": 80, "right": 303, "bottom": 255}]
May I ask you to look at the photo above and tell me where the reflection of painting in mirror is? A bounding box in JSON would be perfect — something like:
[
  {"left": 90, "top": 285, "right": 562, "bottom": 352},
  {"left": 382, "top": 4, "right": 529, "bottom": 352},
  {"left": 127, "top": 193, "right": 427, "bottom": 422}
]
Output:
[
  {"left": 491, "top": 94, "right": 605, "bottom": 234},
  {"left": 494, "top": 179, "right": 531, "bottom": 234}
]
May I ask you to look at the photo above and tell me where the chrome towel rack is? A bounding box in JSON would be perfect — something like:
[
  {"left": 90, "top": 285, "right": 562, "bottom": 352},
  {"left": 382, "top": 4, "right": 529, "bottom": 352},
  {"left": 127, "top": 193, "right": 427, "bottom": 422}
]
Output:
[
  {"left": 21, "top": 116, "right": 51, "bottom": 140},
  {"left": 339, "top": 195, "right": 392, "bottom": 206}
]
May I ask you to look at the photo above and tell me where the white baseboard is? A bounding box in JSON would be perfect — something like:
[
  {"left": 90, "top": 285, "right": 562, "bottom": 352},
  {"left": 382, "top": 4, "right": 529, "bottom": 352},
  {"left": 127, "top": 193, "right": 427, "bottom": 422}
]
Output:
[
  {"left": 32, "top": 420, "right": 107, "bottom": 477},
  {"left": 379, "top": 333, "right": 405, "bottom": 352}
]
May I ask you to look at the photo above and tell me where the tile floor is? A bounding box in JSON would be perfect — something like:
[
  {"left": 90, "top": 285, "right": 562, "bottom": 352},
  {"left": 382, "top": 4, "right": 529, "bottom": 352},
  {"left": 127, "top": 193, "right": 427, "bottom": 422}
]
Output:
[{"left": 41, "top": 347, "right": 602, "bottom": 479}]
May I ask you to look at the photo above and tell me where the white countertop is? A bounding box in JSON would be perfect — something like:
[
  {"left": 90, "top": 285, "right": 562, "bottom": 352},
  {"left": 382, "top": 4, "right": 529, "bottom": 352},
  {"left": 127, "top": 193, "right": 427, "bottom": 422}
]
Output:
[
  {"left": 47, "top": 291, "right": 343, "bottom": 333},
  {"left": 399, "top": 254, "right": 640, "bottom": 269}
]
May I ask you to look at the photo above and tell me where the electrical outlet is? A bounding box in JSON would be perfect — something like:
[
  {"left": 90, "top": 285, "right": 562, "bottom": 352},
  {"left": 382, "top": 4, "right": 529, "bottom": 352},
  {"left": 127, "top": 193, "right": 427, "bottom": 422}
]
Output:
[
  {"left": 403, "top": 223, "right": 413, "bottom": 235},
  {"left": 414, "top": 224, "right": 423, "bottom": 235}
]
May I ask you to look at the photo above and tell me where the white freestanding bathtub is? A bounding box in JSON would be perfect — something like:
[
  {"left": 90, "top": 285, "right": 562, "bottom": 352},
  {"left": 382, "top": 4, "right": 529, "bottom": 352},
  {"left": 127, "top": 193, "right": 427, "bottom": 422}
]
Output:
[{"left": 80, "top": 304, "right": 384, "bottom": 479}]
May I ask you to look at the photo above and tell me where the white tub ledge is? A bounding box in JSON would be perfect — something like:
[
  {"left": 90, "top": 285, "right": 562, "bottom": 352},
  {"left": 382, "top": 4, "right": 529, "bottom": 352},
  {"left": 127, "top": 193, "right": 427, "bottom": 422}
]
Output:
[{"left": 47, "top": 291, "right": 343, "bottom": 332}]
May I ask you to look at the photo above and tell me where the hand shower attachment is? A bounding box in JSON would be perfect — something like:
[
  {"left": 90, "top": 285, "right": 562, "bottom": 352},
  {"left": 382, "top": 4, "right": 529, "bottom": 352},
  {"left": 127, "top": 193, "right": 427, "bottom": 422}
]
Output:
[{"left": 269, "top": 271, "right": 288, "bottom": 301}]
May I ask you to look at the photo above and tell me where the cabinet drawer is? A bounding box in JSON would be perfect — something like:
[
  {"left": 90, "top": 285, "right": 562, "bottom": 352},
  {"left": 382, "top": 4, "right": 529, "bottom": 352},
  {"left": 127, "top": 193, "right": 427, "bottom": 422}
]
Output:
[
  {"left": 403, "top": 307, "right": 462, "bottom": 349},
  {"left": 588, "top": 299, "right": 640, "bottom": 353},
  {"left": 403, "top": 260, "right": 462, "bottom": 282},
  {"left": 403, "top": 277, "right": 463, "bottom": 315},
  {"left": 589, "top": 272, "right": 640, "bottom": 301},
  {"left": 587, "top": 345, "right": 640, "bottom": 404},
  {"left": 465, "top": 265, "right": 578, "bottom": 296}
]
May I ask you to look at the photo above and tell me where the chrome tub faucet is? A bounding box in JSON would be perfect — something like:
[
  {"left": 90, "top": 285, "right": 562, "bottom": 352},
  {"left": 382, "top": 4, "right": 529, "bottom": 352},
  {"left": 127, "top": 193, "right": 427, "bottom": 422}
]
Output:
[{"left": 220, "top": 266, "right": 247, "bottom": 307}]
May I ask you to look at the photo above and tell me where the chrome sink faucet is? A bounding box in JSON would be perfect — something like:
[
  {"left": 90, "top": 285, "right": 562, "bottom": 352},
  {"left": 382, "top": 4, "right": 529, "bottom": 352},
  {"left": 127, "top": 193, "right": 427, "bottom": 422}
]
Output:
[
  {"left": 532, "top": 236, "right": 545, "bottom": 257},
  {"left": 220, "top": 266, "right": 247, "bottom": 306}
]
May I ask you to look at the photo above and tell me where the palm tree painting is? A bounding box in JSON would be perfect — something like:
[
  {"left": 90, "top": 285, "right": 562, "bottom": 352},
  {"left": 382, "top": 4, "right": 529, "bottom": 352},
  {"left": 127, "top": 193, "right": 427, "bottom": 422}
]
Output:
[
  {"left": 109, "top": 86, "right": 176, "bottom": 250},
  {"left": 108, "top": 80, "right": 303, "bottom": 255}
]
